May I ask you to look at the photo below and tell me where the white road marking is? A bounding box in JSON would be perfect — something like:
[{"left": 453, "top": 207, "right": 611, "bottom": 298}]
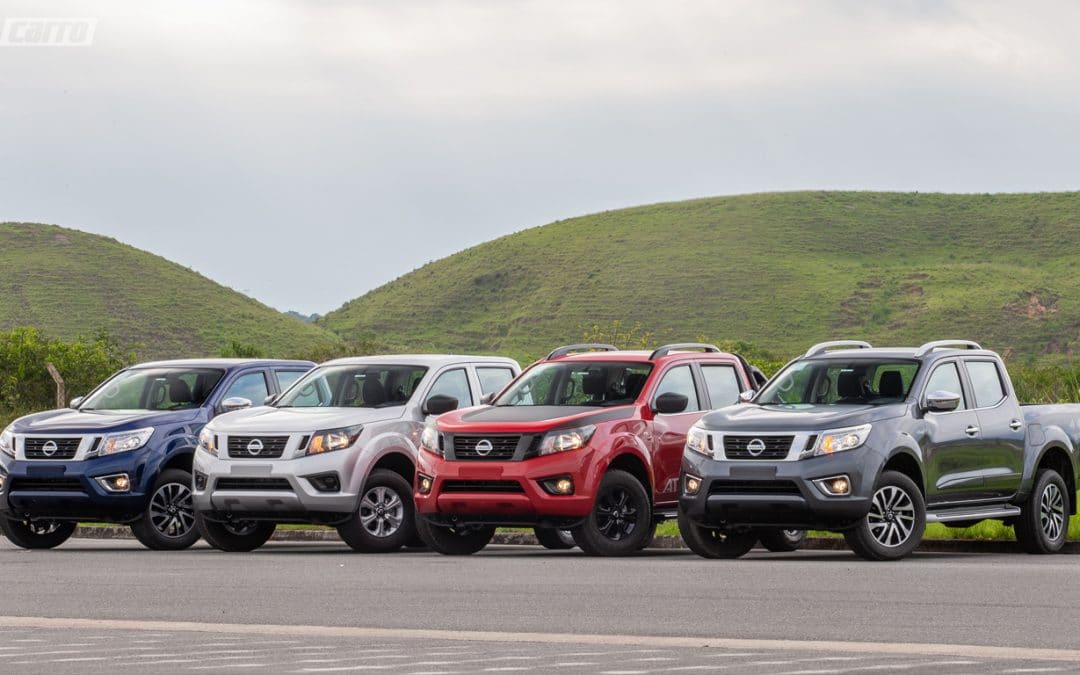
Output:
[{"left": 0, "top": 615, "right": 1077, "bottom": 664}]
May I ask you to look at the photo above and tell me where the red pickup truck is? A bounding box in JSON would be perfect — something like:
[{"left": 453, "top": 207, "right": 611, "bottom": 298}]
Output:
[{"left": 415, "top": 343, "right": 782, "bottom": 556}]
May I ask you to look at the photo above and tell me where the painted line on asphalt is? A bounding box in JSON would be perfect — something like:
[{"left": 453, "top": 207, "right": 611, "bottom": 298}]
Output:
[{"left": 0, "top": 615, "right": 1078, "bottom": 663}]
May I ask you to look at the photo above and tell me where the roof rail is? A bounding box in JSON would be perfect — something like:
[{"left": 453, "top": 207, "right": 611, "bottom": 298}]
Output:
[
  {"left": 804, "top": 340, "right": 873, "bottom": 358},
  {"left": 649, "top": 343, "right": 722, "bottom": 360},
  {"left": 914, "top": 340, "right": 983, "bottom": 358},
  {"left": 545, "top": 344, "right": 619, "bottom": 360}
]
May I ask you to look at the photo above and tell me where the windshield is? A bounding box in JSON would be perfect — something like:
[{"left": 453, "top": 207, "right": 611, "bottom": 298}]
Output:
[
  {"left": 80, "top": 368, "right": 225, "bottom": 411},
  {"left": 277, "top": 364, "right": 428, "bottom": 408},
  {"left": 757, "top": 358, "right": 919, "bottom": 406},
  {"left": 494, "top": 361, "right": 652, "bottom": 407}
]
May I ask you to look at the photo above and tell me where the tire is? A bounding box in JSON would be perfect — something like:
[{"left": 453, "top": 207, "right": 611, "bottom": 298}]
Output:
[
  {"left": 572, "top": 469, "right": 653, "bottom": 556},
  {"left": 415, "top": 517, "right": 495, "bottom": 555},
  {"left": 534, "top": 527, "right": 576, "bottom": 550},
  {"left": 336, "top": 470, "right": 415, "bottom": 553},
  {"left": 677, "top": 510, "right": 756, "bottom": 559},
  {"left": 0, "top": 517, "right": 76, "bottom": 549},
  {"left": 1014, "top": 468, "right": 1069, "bottom": 554},
  {"left": 404, "top": 530, "right": 428, "bottom": 549},
  {"left": 129, "top": 468, "right": 200, "bottom": 551},
  {"left": 638, "top": 520, "right": 658, "bottom": 550},
  {"left": 757, "top": 528, "right": 807, "bottom": 552},
  {"left": 843, "top": 470, "right": 925, "bottom": 561},
  {"left": 195, "top": 512, "right": 276, "bottom": 552}
]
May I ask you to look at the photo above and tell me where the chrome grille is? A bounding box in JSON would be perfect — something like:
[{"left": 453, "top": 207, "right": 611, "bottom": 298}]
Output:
[
  {"left": 24, "top": 437, "right": 81, "bottom": 460},
  {"left": 227, "top": 436, "right": 289, "bottom": 458},
  {"left": 452, "top": 435, "right": 519, "bottom": 460},
  {"left": 723, "top": 435, "right": 793, "bottom": 460}
]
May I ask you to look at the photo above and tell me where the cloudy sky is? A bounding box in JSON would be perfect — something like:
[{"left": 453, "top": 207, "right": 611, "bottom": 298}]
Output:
[{"left": 2, "top": 0, "right": 1078, "bottom": 313}]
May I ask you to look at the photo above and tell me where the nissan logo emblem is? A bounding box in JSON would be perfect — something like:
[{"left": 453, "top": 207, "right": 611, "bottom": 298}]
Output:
[
  {"left": 474, "top": 439, "right": 493, "bottom": 456},
  {"left": 746, "top": 438, "right": 767, "bottom": 457},
  {"left": 246, "top": 438, "right": 265, "bottom": 456},
  {"left": 42, "top": 440, "right": 58, "bottom": 457}
]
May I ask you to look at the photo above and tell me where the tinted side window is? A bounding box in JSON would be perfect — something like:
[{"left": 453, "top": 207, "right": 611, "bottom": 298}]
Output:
[
  {"left": 275, "top": 370, "right": 307, "bottom": 393},
  {"left": 224, "top": 372, "right": 269, "bottom": 404},
  {"left": 477, "top": 367, "right": 515, "bottom": 396},
  {"left": 654, "top": 365, "right": 700, "bottom": 413},
  {"left": 701, "top": 365, "right": 741, "bottom": 408},
  {"left": 924, "top": 363, "right": 966, "bottom": 411},
  {"left": 428, "top": 369, "right": 472, "bottom": 407},
  {"left": 966, "top": 361, "right": 1006, "bottom": 408}
]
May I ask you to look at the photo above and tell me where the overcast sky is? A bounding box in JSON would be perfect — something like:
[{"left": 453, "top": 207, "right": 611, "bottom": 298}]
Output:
[{"left": 2, "top": 0, "right": 1078, "bottom": 313}]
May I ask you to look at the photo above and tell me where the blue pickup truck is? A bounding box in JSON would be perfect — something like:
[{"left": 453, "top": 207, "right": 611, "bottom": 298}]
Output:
[{"left": 0, "top": 358, "right": 313, "bottom": 550}]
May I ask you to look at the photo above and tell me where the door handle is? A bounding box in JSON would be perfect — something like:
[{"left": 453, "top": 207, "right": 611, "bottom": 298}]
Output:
[
  {"left": 965, "top": 426, "right": 979, "bottom": 437},
  {"left": 1009, "top": 420, "right": 1023, "bottom": 431}
]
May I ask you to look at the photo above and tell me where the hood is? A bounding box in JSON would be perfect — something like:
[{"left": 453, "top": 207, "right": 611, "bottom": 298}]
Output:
[
  {"left": 9, "top": 408, "right": 203, "bottom": 434},
  {"left": 698, "top": 402, "right": 907, "bottom": 432},
  {"left": 436, "top": 405, "right": 637, "bottom": 434},
  {"left": 207, "top": 405, "right": 406, "bottom": 434}
]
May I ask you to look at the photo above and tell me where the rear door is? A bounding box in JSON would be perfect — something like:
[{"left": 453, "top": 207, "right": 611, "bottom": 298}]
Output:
[
  {"left": 964, "top": 359, "right": 1025, "bottom": 499},
  {"left": 920, "top": 360, "right": 989, "bottom": 504},
  {"left": 648, "top": 363, "right": 706, "bottom": 503}
]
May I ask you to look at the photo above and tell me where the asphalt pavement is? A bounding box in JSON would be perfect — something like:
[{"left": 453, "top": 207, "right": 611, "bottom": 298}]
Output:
[{"left": 1, "top": 537, "right": 1078, "bottom": 673}]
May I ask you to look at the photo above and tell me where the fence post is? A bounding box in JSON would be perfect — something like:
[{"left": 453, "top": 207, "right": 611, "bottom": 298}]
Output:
[{"left": 45, "top": 363, "right": 66, "bottom": 408}]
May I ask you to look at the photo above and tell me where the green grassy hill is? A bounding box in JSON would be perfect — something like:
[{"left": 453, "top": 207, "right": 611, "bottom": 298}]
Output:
[
  {"left": 320, "top": 191, "right": 1080, "bottom": 362},
  {"left": 0, "top": 222, "right": 341, "bottom": 359}
]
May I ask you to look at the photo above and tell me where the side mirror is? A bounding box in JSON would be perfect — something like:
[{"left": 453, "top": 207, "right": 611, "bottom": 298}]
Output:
[
  {"left": 924, "top": 390, "right": 961, "bottom": 413},
  {"left": 69, "top": 396, "right": 84, "bottom": 409},
  {"left": 423, "top": 394, "right": 459, "bottom": 416},
  {"left": 738, "top": 390, "right": 756, "bottom": 403},
  {"left": 263, "top": 394, "right": 277, "bottom": 406},
  {"left": 480, "top": 392, "right": 496, "bottom": 405},
  {"left": 653, "top": 392, "right": 689, "bottom": 415},
  {"left": 221, "top": 397, "right": 253, "bottom": 413}
]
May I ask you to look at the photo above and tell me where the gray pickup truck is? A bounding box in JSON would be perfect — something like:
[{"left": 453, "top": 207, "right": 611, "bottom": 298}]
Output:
[{"left": 678, "top": 340, "right": 1080, "bottom": 561}]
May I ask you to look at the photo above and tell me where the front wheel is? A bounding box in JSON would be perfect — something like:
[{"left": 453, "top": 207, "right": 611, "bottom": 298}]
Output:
[
  {"left": 757, "top": 528, "right": 807, "bottom": 553},
  {"left": 677, "top": 511, "right": 755, "bottom": 559},
  {"left": 130, "top": 469, "right": 200, "bottom": 550},
  {"left": 843, "top": 471, "right": 925, "bottom": 561},
  {"left": 572, "top": 469, "right": 653, "bottom": 556},
  {"left": 416, "top": 518, "right": 495, "bottom": 555},
  {"left": 337, "top": 470, "right": 415, "bottom": 553},
  {"left": 195, "top": 512, "right": 276, "bottom": 552},
  {"left": 0, "top": 517, "right": 76, "bottom": 549},
  {"left": 1014, "top": 468, "right": 1068, "bottom": 554},
  {"left": 534, "top": 527, "right": 576, "bottom": 550}
]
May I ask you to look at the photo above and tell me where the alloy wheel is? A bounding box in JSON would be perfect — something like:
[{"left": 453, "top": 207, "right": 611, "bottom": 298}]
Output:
[
  {"left": 867, "top": 485, "right": 916, "bottom": 548},
  {"left": 148, "top": 482, "right": 195, "bottom": 538},
  {"left": 27, "top": 520, "right": 63, "bottom": 536},
  {"left": 595, "top": 486, "right": 638, "bottom": 541},
  {"left": 1040, "top": 482, "right": 1066, "bottom": 542},
  {"left": 359, "top": 486, "right": 404, "bottom": 538}
]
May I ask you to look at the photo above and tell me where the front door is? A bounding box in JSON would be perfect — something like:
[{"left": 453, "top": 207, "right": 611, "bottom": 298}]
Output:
[{"left": 648, "top": 364, "right": 704, "bottom": 503}]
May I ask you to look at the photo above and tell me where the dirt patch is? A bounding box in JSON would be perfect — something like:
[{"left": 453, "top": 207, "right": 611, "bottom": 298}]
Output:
[
  {"left": 52, "top": 233, "right": 70, "bottom": 244},
  {"left": 1004, "top": 290, "right": 1059, "bottom": 319}
]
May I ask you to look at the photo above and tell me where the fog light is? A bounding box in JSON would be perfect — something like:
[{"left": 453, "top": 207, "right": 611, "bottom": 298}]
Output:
[
  {"left": 815, "top": 474, "right": 851, "bottom": 496},
  {"left": 95, "top": 473, "right": 131, "bottom": 493},
  {"left": 194, "top": 471, "right": 208, "bottom": 491},
  {"left": 306, "top": 472, "right": 341, "bottom": 493},
  {"left": 554, "top": 478, "right": 574, "bottom": 495},
  {"left": 417, "top": 474, "right": 433, "bottom": 495},
  {"left": 684, "top": 474, "right": 702, "bottom": 495},
  {"left": 539, "top": 476, "right": 575, "bottom": 495}
]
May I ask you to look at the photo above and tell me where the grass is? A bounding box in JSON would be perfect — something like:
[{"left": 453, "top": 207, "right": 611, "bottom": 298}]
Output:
[
  {"left": 319, "top": 191, "right": 1080, "bottom": 365},
  {"left": 0, "top": 222, "right": 342, "bottom": 360}
]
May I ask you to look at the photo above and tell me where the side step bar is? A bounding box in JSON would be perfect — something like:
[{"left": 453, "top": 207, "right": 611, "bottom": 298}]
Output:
[{"left": 926, "top": 504, "right": 1021, "bottom": 524}]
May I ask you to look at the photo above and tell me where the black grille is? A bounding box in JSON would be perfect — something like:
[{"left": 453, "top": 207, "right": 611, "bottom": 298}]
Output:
[
  {"left": 215, "top": 477, "right": 292, "bottom": 491},
  {"left": 9, "top": 477, "right": 85, "bottom": 492},
  {"left": 452, "top": 435, "right": 519, "bottom": 460},
  {"left": 723, "top": 435, "right": 794, "bottom": 460},
  {"left": 24, "top": 437, "right": 81, "bottom": 460},
  {"left": 441, "top": 480, "right": 524, "bottom": 493},
  {"left": 227, "top": 436, "right": 289, "bottom": 458},
  {"left": 709, "top": 480, "right": 801, "bottom": 496}
]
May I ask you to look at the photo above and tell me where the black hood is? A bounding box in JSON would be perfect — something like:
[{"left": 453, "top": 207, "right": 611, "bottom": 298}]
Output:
[{"left": 698, "top": 402, "right": 908, "bottom": 432}]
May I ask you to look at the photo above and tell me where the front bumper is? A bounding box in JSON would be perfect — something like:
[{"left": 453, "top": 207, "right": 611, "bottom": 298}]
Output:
[
  {"left": 678, "top": 449, "right": 880, "bottom": 530},
  {"left": 0, "top": 452, "right": 154, "bottom": 522},
  {"left": 414, "top": 449, "right": 596, "bottom": 527},
  {"left": 192, "top": 447, "right": 367, "bottom": 523}
]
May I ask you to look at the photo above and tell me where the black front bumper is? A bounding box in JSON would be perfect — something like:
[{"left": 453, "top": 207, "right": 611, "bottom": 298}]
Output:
[{"left": 679, "top": 449, "right": 880, "bottom": 530}]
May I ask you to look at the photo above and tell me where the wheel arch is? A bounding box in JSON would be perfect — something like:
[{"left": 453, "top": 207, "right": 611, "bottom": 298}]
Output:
[
  {"left": 603, "top": 452, "right": 653, "bottom": 502},
  {"left": 882, "top": 449, "right": 925, "bottom": 497},
  {"left": 370, "top": 450, "right": 417, "bottom": 487},
  {"left": 1035, "top": 445, "right": 1076, "bottom": 515}
]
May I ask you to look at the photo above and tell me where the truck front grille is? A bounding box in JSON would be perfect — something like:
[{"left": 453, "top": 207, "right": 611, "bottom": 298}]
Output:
[
  {"left": 9, "top": 477, "right": 85, "bottom": 492},
  {"left": 441, "top": 480, "right": 525, "bottom": 494},
  {"left": 24, "top": 437, "right": 81, "bottom": 460},
  {"left": 452, "top": 435, "right": 519, "bottom": 460},
  {"left": 723, "top": 435, "right": 794, "bottom": 460},
  {"left": 215, "top": 477, "right": 292, "bottom": 491},
  {"left": 227, "top": 436, "right": 289, "bottom": 458},
  {"left": 708, "top": 480, "right": 801, "bottom": 496}
]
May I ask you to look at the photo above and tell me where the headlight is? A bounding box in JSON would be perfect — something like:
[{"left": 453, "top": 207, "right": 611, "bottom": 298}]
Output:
[
  {"left": 538, "top": 425, "right": 595, "bottom": 456},
  {"left": 0, "top": 425, "right": 15, "bottom": 458},
  {"left": 804, "top": 424, "right": 872, "bottom": 458},
  {"left": 420, "top": 424, "right": 441, "bottom": 456},
  {"left": 96, "top": 427, "right": 154, "bottom": 456},
  {"left": 685, "top": 424, "right": 711, "bottom": 457},
  {"left": 307, "top": 425, "right": 362, "bottom": 455},
  {"left": 198, "top": 428, "right": 217, "bottom": 457}
]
